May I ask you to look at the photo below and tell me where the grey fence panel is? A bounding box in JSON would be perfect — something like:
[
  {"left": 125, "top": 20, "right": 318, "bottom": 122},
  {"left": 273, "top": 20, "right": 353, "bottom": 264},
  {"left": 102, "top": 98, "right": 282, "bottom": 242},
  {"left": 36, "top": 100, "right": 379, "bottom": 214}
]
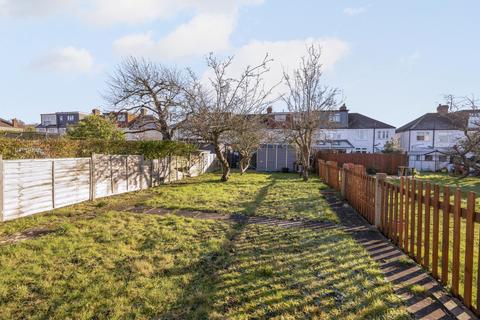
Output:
[
  {"left": 3, "top": 160, "right": 54, "bottom": 221},
  {"left": 94, "top": 155, "right": 112, "bottom": 198},
  {"left": 0, "top": 152, "right": 216, "bottom": 222},
  {"left": 54, "top": 158, "right": 91, "bottom": 208}
]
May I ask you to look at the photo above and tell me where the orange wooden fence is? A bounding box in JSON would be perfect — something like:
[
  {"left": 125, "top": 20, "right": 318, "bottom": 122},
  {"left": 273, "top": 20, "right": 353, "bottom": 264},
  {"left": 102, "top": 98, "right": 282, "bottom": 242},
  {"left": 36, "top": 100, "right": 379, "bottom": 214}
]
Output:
[
  {"left": 318, "top": 160, "right": 480, "bottom": 314},
  {"left": 316, "top": 152, "right": 407, "bottom": 175}
]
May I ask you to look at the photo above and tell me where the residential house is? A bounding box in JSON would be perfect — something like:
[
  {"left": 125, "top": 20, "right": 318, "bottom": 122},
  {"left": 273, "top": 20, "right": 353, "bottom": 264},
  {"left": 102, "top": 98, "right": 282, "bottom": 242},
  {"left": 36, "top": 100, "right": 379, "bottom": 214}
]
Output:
[
  {"left": 0, "top": 118, "right": 24, "bottom": 132},
  {"left": 92, "top": 108, "right": 136, "bottom": 128},
  {"left": 124, "top": 109, "right": 163, "bottom": 141},
  {"left": 396, "top": 104, "right": 477, "bottom": 171},
  {"left": 36, "top": 111, "right": 88, "bottom": 135},
  {"left": 256, "top": 105, "right": 396, "bottom": 172}
]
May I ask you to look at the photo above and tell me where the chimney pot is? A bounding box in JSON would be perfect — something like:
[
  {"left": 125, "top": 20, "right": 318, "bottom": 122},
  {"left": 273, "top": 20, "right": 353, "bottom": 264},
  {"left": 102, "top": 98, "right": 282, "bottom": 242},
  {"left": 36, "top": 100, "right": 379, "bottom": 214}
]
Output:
[
  {"left": 92, "top": 108, "right": 101, "bottom": 116},
  {"left": 339, "top": 103, "right": 348, "bottom": 112},
  {"left": 437, "top": 104, "right": 449, "bottom": 115},
  {"left": 266, "top": 106, "right": 273, "bottom": 114}
]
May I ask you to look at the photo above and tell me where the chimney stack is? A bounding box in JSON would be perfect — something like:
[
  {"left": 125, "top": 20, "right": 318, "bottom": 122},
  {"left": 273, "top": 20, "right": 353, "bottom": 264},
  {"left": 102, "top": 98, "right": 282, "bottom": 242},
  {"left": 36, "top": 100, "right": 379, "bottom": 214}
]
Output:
[
  {"left": 339, "top": 103, "right": 348, "bottom": 112},
  {"left": 266, "top": 106, "right": 273, "bottom": 114},
  {"left": 11, "top": 118, "right": 19, "bottom": 128},
  {"left": 437, "top": 104, "right": 449, "bottom": 115},
  {"left": 140, "top": 108, "right": 147, "bottom": 117},
  {"left": 92, "top": 108, "right": 101, "bottom": 116}
]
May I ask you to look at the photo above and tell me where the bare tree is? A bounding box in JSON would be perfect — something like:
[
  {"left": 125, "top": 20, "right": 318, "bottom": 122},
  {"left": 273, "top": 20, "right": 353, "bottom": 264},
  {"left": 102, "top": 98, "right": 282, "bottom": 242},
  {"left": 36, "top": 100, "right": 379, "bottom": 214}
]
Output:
[
  {"left": 282, "top": 46, "right": 340, "bottom": 181},
  {"left": 105, "top": 57, "right": 187, "bottom": 140},
  {"left": 184, "top": 53, "right": 275, "bottom": 181},
  {"left": 444, "top": 95, "right": 480, "bottom": 177},
  {"left": 230, "top": 116, "right": 265, "bottom": 174}
]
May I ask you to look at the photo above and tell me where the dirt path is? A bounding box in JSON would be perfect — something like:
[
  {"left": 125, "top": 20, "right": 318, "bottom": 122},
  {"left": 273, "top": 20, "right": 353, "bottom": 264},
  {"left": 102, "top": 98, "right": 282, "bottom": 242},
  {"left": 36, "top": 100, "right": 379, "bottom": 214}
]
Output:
[{"left": 125, "top": 196, "right": 477, "bottom": 320}]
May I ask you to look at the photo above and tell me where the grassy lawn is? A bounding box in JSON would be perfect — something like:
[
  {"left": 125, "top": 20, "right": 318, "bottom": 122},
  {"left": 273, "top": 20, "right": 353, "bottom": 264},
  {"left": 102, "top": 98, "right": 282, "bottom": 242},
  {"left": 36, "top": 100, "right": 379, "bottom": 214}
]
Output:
[
  {"left": 0, "top": 172, "right": 409, "bottom": 319},
  {"left": 143, "top": 172, "right": 338, "bottom": 222}
]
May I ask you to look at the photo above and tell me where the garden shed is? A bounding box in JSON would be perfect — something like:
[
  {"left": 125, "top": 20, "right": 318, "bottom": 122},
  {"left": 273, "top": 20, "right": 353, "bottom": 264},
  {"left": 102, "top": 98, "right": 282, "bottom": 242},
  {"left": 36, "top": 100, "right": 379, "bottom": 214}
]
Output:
[{"left": 256, "top": 144, "right": 297, "bottom": 172}]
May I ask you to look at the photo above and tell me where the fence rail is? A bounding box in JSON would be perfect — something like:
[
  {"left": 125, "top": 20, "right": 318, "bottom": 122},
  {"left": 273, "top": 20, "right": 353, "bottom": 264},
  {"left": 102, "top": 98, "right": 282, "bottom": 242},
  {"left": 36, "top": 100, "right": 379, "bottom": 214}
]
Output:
[
  {"left": 0, "top": 152, "right": 217, "bottom": 222},
  {"left": 318, "top": 160, "right": 480, "bottom": 315}
]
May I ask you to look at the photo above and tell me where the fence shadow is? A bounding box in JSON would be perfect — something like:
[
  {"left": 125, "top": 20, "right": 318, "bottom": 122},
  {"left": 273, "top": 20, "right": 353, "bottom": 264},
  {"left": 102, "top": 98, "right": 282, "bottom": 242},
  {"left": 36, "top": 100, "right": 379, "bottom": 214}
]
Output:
[{"left": 321, "top": 190, "right": 477, "bottom": 319}]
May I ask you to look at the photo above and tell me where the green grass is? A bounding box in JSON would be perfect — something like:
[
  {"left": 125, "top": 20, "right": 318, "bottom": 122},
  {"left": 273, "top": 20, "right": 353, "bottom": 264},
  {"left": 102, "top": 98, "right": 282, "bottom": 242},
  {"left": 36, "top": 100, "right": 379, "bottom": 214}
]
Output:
[
  {"left": 412, "top": 172, "right": 480, "bottom": 195},
  {"left": 143, "top": 172, "right": 338, "bottom": 222},
  {"left": 0, "top": 172, "right": 409, "bottom": 319}
]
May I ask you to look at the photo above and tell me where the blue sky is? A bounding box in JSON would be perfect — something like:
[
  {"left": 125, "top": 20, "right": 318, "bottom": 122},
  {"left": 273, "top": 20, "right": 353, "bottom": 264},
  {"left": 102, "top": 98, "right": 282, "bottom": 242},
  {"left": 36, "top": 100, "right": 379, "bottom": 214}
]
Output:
[{"left": 0, "top": 0, "right": 479, "bottom": 127}]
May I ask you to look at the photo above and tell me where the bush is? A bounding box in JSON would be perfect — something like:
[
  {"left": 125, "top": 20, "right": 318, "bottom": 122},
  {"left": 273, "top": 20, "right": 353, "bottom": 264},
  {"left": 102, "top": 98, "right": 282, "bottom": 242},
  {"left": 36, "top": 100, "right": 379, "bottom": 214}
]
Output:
[
  {"left": 366, "top": 167, "right": 378, "bottom": 175},
  {"left": 0, "top": 137, "right": 196, "bottom": 160}
]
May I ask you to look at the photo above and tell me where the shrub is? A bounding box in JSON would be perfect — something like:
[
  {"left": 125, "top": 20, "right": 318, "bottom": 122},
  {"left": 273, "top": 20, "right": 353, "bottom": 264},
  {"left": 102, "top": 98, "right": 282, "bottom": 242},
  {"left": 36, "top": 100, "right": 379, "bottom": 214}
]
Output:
[{"left": 0, "top": 137, "right": 196, "bottom": 160}]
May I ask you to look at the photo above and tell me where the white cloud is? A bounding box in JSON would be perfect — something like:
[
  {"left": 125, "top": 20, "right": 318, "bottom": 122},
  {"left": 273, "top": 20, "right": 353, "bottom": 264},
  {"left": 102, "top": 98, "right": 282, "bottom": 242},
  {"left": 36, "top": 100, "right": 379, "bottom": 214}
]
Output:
[
  {"left": 31, "top": 47, "right": 95, "bottom": 74},
  {"left": 201, "top": 38, "right": 350, "bottom": 98},
  {"left": 343, "top": 7, "right": 367, "bottom": 16},
  {"left": 1, "top": 0, "right": 264, "bottom": 24},
  {"left": 113, "top": 13, "right": 235, "bottom": 59},
  {"left": 0, "top": 0, "right": 75, "bottom": 17}
]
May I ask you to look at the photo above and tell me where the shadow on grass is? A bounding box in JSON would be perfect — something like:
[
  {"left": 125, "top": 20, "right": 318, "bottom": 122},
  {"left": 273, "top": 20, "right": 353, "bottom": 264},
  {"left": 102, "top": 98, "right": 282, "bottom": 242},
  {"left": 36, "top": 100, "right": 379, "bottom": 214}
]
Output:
[
  {"left": 160, "top": 175, "right": 408, "bottom": 319},
  {"left": 160, "top": 175, "right": 278, "bottom": 319}
]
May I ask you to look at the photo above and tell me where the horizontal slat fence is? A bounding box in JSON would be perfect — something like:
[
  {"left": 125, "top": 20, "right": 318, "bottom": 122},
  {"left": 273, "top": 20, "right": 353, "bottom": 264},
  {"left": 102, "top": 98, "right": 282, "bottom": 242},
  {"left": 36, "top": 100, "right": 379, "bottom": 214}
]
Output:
[
  {"left": 318, "top": 159, "right": 480, "bottom": 315},
  {"left": 0, "top": 152, "right": 217, "bottom": 222},
  {"left": 317, "top": 152, "right": 408, "bottom": 175}
]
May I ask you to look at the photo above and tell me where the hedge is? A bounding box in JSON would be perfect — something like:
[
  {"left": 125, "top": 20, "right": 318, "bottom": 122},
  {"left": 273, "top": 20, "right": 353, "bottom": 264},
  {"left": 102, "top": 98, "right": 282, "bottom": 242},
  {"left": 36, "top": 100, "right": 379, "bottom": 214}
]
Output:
[{"left": 0, "top": 138, "right": 197, "bottom": 160}]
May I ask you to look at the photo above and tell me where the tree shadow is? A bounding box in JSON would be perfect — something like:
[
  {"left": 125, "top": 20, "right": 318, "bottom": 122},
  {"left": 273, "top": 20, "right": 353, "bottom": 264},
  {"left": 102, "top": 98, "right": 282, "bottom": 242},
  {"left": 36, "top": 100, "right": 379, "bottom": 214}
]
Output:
[{"left": 159, "top": 174, "right": 408, "bottom": 319}]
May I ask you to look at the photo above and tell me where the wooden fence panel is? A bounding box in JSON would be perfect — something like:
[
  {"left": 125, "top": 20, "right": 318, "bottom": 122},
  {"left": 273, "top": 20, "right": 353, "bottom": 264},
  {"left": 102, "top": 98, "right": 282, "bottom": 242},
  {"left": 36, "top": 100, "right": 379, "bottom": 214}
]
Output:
[
  {"left": 54, "top": 158, "right": 90, "bottom": 208},
  {"left": 3, "top": 160, "right": 54, "bottom": 221},
  {"left": 318, "top": 164, "right": 480, "bottom": 315},
  {"left": 316, "top": 152, "right": 408, "bottom": 175},
  {"left": 0, "top": 152, "right": 216, "bottom": 222}
]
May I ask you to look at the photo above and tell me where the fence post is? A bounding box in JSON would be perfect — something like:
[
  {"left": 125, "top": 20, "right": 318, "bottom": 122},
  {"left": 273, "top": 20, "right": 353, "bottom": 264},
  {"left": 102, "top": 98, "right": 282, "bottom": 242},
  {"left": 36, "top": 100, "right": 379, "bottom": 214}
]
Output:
[
  {"left": 0, "top": 155, "right": 3, "bottom": 222},
  {"left": 51, "top": 160, "right": 56, "bottom": 209},
  {"left": 340, "top": 167, "right": 346, "bottom": 198},
  {"left": 140, "top": 154, "right": 145, "bottom": 190},
  {"left": 375, "top": 173, "right": 387, "bottom": 228},
  {"left": 90, "top": 153, "right": 96, "bottom": 201}
]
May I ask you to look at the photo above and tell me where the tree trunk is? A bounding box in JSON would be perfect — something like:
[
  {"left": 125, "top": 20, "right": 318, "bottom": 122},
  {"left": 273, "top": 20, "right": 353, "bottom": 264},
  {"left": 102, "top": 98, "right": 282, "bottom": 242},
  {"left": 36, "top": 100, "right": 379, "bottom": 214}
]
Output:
[
  {"left": 302, "top": 168, "right": 309, "bottom": 181},
  {"left": 214, "top": 142, "right": 230, "bottom": 181},
  {"left": 240, "top": 156, "right": 251, "bottom": 174},
  {"left": 301, "top": 145, "right": 310, "bottom": 182}
]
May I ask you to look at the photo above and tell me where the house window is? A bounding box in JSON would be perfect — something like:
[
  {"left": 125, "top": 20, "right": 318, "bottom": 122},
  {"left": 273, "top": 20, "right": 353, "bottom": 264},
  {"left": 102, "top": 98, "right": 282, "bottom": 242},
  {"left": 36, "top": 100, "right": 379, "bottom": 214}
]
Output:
[
  {"left": 118, "top": 114, "right": 126, "bottom": 122},
  {"left": 416, "top": 131, "right": 430, "bottom": 141},
  {"left": 439, "top": 155, "right": 448, "bottom": 162},
  {"left": 355, "top": 148, "right": 367, "bottom": 154},
  {"left": 357, "top": 130, "right": 367, "bottom": 140},
  {"left": 415, "top": 155, "right": 422, "bottom": 161},
  {"left": 59, "top": 116, "right": 64, "bottom": 122},
  {"left": 274, "top": 114, "right": 286, "bottom": 122},
  {"left": 67, "top": 115, "right": 75, "bottom": 121},
  {"left": 438, "top": 134, "right": 449, "bottom": 143},
  {"left": 425, "top": 155, "right": 433, "bottom": 161},
  {"left": 329, "top": 113, "right": 341, "bottom": 122}
]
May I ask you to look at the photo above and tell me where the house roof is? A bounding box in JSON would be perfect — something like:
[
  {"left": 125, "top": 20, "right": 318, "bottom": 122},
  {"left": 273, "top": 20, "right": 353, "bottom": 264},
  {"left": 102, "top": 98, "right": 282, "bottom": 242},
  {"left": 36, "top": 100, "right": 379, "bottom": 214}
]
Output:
[
  {"left": 396, "top": 112, "right": 467, "bottom": 133},
  {"left": 347, "top": 113, "right": 395, "bottom": 129},
  {"left": 0, "top": 118, "right": 14, "bottom": 128},
  {"left": 314, "top": 139, "right": 355, "bottom": 149}
]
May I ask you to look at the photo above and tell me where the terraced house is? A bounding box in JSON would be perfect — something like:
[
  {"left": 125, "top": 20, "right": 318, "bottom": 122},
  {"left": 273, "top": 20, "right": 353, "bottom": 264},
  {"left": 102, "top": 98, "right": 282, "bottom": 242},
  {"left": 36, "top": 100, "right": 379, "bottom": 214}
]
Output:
[
  {"left": 396, "top": 104, "right": 480, "bottom": 171},
  {"left": 256, "top": 105, "right": 396, "bottom": 172}
]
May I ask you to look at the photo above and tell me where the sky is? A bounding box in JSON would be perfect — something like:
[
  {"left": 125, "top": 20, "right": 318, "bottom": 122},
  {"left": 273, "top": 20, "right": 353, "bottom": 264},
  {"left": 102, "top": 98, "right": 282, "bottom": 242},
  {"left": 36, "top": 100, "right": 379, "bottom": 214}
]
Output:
[{"left": 0, "top": 0, "right": 479, "bottom": 127}]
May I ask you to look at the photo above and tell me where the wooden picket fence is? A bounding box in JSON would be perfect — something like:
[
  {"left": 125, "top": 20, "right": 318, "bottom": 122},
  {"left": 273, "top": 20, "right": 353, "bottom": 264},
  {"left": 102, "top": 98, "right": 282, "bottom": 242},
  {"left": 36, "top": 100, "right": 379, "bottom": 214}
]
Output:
[{"left": 318, "top": 160, "right": 480, "bottom": 315}]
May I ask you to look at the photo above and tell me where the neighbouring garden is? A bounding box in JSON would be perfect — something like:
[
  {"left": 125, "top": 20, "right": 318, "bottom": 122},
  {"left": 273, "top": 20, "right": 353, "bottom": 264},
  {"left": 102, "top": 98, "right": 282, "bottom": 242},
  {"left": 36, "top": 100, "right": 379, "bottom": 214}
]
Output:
[{"left": 0, "top": 172, "right": 410, "bottom": 319}]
